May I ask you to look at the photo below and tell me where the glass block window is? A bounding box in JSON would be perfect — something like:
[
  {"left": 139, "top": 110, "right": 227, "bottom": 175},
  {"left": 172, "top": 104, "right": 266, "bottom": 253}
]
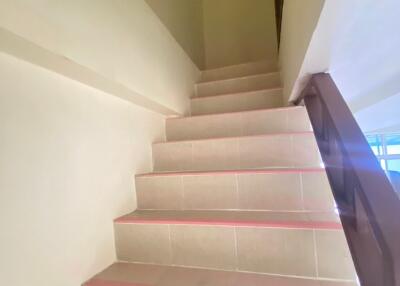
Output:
[{"left": 365, "top": 133, "right": 400, "bottom": 172}]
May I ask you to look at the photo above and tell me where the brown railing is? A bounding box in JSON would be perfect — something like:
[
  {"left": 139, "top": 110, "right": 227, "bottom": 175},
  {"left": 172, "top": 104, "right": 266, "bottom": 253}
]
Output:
[{"left": 294, "top": 73, "right": 400, "bottom": 286}]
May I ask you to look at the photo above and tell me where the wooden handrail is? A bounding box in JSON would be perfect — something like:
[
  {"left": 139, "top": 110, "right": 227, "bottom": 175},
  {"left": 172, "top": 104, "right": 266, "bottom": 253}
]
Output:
[{"left": 295, "top": 73, "right": 400, "bottom": 286}]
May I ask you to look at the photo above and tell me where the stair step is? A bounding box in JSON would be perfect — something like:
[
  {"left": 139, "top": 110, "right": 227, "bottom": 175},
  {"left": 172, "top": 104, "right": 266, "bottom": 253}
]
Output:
[
  {"left": 113, "top": 210, "right": 356, "bottom": 281},
  {"left": 115, "top": 210, "right": 341, "bottom": 228},
  {"left": 85, "top": 262, "right": 357, "bottom": 286},
  {"left": 200, "top": 60, "right": 278, "bottom": 82},
  {"left": 166, "top": 106, "right": 311, "bottom": 141},
  {"left": 136, "top": 168, "right": 335, "bottom": 212},
  {"left": 191, "top": 88, "right": 283, "bottom": 115},
  {"left": 196, "top": 72, "right": 281, "bottom": 97},
  {"left": 153, "top": 132, "right": 321, "bottom": 172}
]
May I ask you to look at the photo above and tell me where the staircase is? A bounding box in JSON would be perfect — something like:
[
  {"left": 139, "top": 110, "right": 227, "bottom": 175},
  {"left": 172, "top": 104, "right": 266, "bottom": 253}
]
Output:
[{"left": 84, "top": 61, "right": 357, "bottom": 286}]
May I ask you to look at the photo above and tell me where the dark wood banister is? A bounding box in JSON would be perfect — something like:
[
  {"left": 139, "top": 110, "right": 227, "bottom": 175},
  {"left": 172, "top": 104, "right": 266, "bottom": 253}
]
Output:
[{"left": 294, "top": 73, "right": 400, "bottom": 286}]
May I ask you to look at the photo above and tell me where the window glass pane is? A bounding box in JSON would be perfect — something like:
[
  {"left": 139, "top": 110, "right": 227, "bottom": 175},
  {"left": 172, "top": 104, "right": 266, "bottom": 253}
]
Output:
[
  {"left": 386, "top": 134, "right": 400, "bottom": 155},
  {"left": 387, "top": 159, "right": 400, "bottom": 172},
  {"left": 366, "top": 135, "right": 383, "bottom": 155},
  {"left": 381, "top": 159, "right": 387, "bottom": 170}
]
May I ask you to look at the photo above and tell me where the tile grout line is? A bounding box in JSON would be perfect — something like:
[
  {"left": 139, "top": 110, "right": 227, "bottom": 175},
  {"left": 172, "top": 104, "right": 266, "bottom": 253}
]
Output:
[
  {"left": 300, "top": 173, "right": 305, "bottom": 211},
  {"left": 285, "top": 109, "right": 289, "bottom": 132},
  {"left": 234, "top": 226, "right": 239, "bottom": 271},
  {"left": 235, "top": 173, "right": 240, "bottom": 211},
  {"left": 290, "top": 135, "right": 295, "bottom": 168},
  {"left": 313, "top": 229, "right": 320, "bottom": 278},
  {"left": 180, "top": 175, "right": 185, "bottom": 211},
  {"left": 167, "top": 224, "right": 174, "bottom": 266},
  {"left": 190, "top": 142, "right": 194, "bottom": 172}
]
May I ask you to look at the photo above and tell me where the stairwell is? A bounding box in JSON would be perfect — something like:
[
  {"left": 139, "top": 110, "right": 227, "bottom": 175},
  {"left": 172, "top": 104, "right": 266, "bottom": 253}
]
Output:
[{"left": 84, "top": 60, "right": 357, "bottom": 285}]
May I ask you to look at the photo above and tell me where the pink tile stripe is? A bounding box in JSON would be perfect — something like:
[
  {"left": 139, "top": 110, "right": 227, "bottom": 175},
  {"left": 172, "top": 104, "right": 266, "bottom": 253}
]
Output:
[
  {"left": 85, "top": 279, "right": 149, "bottom": 286},
  {"left": 114, "top": 217, "right": 342, "bottom": 230},
  {"left": 166, "top": 105, "right": 303, "bottom": 121},
  {"left": 136, "top": 167, "right": 325, "bottom": 178},
  {"left": 154, "top": 131, "right": 314, "bottom": 145}
]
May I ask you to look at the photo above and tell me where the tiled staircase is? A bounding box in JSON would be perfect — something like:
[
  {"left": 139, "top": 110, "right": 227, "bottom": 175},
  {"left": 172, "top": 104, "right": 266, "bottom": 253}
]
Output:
[{"left": 84, "top": 61, "right": 357, "bottom": 286}]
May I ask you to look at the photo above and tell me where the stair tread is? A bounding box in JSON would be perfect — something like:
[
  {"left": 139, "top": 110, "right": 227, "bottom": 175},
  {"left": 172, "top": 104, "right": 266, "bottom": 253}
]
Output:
[
  {"left": 199, "top": 60, "right": 278, "bottom": 83},
  {"left": 136, "top": 167, "right": 325, "bottom": 177},
  {"left": 85, "top": 262, "right": 355, "bottom": 286},
  {"left": 196, "top": 72, "right": 281, "bottom": 97},
  {"left": 168, "top": 106, "right": 302, "bottom": 121},
  {"left": 191, "top": 87, "right": 283, "bottom": 100},
  {"left": 197, "top": 71, "right": 280, "bottom": 86},
  {"left": 155, "top": 131, "right": 314, "bottom": 145},
  {"left": 115, "top": 210, "right": 341, "bottom": 229}
]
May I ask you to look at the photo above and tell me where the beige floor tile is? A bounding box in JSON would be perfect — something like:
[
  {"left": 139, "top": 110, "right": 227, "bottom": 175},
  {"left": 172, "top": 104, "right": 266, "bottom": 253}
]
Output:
[
  {"left": 196, "top": 73, "right": 280, "bottom": 97},
  {"left": 170, "top": 225, "right": 236, "bottom": 270},
  {"left": 183, "top": 174, "right": 238, "bottom": 210},
  {"left": 292, "top": 134, "right": 322, "bottom": 167},
  {"left": 315, "top": 230, "right": 357, "bottom": 280},
  {"left": 158, "top": 267, "right": 236, "bottom": 286},
  {"left": 232, "top": 271, "right": 321, "bottom": 286},
  {"left": 192, "top": 139, "right": 240, "bottom": 171},
  {"left": 167, "top": 113, "right": 244, "bottom": 141},
  {"left": 238, "top": 173, "right": 302, "bottom": 210},
  {"left": 239, "top": 136, "right": 293, "bottom": 168},
  {"left": 241, "top": 109, "right": 288, "bottom": 135},
  {"left": 191, "top": 89, "right": 283, "bottom": 115},
  {"left": 115, "top": 224, "right": 172, "bottom": 264},
  {"left": 95, "top": 262, "right": 167, "bottom": 285},
  {"left": 165, "top": 118, "right": 195, "bottom": 141},
  {"left": 288, "top": 107, "right": 312, "bottom": 132},
  {"left": 319, "top": 282, "right": 358, "bottom": 286},
  {"left": 152, "top": 142, "right": 192, "bottom": 172},
  {"left": 237, "top": 227, "right": 317, "bottom": 277},
  {"left": 302, "top": 172, "right": 335, "bottom": 212},
  {"left": 189, "top": 114, "right": 244, "bottom": 139},
  {"left": 200, "top": 60, "right": 277, "bottom": 82},
  {"left": 136, "top": 176, "right": 183, "bottom": 210}
]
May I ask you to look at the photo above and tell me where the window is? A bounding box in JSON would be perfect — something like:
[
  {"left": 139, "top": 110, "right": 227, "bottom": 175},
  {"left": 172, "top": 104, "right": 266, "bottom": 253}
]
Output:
[{"left": 366, "top": 133, "right": 400, "bottom": 172}]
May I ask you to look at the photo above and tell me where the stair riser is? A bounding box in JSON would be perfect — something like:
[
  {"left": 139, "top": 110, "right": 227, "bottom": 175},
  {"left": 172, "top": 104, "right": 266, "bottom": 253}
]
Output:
[
  {"left": 166, "top": 107, "right": 311, "bottom": 141},
  {"left": 153, "top": 134, "right": 321, "bottom": 172},
  {"left": 191, "top": 88, "right": 283, "bottom": 115},
  {"left": 200, "top": 60, "right": 277, "bottom": 82},
  {"left": 136, "top": 172, "right": 335, "bottom": 212},
  {"left": 115, "top": 224, "right": 355, "bottom": 281},
  {"left": 196, "top": 73, "right": 281, "bottom": 97},
  {"left": 87, "top": 263, "right": 358, "bottom": 286}
]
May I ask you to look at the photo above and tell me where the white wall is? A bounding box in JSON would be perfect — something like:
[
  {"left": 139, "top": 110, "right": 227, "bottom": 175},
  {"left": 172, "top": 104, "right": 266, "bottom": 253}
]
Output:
[
  {"left": 284, "top": 0, "right": 400, "bottom": 132},
  {"left": 0, "top": 0, "right": 200, "bottom": 115},
  {"left": 0, "top": 0, "right": 202, "bottom": 284},
  {"left": 0, "top": 52, "right": 164, "bottom": 286},
  {"left": 279, "top": 0, "right": 325, "bottom": 104},
  {"left": 145, "top": 0, "right": 205, "bottom": 69},
  {"left": 203, "top": 0, "right": 278, "bottom": 69}
]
